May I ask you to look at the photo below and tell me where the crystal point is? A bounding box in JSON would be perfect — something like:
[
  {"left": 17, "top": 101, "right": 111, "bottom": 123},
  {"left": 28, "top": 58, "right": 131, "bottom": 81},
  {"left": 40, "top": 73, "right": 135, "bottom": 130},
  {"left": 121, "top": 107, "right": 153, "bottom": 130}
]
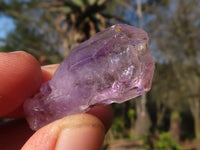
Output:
[{"left": 24, "top": 24, "right": 155, "bottom": 130}]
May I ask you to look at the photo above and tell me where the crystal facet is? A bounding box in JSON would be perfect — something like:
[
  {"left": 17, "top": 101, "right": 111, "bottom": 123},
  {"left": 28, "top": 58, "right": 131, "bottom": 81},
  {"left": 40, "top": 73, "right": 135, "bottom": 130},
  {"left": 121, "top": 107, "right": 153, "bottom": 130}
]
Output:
[{"left": 24, "top": 24, "right": 155, "bottom": 130}]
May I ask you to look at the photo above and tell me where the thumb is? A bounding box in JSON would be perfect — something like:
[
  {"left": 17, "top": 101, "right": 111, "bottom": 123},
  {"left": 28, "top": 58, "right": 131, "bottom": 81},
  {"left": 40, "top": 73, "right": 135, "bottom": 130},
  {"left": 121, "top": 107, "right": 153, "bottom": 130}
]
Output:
[{"left": 22, "top": 114, "right": 105, "bottom": 150}]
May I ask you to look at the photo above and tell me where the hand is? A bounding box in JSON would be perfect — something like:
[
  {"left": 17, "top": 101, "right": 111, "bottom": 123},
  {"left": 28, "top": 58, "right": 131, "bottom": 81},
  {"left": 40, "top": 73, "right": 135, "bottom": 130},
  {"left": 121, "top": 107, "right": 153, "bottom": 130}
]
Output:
[{"left": 0, "top": 51, "right": 113, "bottom": 150}]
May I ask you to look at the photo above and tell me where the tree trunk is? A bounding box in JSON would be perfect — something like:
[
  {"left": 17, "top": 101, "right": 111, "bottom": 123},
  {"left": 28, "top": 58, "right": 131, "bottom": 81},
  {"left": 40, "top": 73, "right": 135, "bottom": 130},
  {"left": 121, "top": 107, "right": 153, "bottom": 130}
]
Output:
[
  {"left": 169, "top": 111, "right": 181, "bottom": 142},
  {"left": 134, "top": 94, "right": 151, "bottom": 138},
  {"left": 193, "top": 99, "right": 200, "bottom": 140},
  {"left": 189, "top": 98, "right": 200, "bottom": 140},
  {"left": 134, "top": 0, "right": 151, "bottom": 139},
  {"left": 156, "top": 104, "right": 166, "bottom": 128}
]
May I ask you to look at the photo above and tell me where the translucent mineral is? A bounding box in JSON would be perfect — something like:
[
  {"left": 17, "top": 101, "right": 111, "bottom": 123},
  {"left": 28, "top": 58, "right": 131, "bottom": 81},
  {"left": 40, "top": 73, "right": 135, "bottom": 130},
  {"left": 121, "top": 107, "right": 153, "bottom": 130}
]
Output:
[{"left": 24, "top": 24, "right": 155, "bottom": 130}]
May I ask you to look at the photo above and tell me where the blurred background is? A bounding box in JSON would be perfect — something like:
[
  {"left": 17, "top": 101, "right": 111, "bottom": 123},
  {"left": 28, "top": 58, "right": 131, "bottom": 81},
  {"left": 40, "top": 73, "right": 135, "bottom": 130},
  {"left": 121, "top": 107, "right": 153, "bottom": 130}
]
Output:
[{"left": 0, "top": 0, "right": 200, "bottom": 149}]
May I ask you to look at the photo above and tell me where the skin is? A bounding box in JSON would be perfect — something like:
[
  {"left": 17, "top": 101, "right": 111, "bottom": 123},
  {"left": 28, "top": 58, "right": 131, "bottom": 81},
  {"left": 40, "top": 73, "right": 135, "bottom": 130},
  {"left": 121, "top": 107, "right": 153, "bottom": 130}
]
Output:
[{"left": 0, "top": 51, "right": 113, "bottom": 150}]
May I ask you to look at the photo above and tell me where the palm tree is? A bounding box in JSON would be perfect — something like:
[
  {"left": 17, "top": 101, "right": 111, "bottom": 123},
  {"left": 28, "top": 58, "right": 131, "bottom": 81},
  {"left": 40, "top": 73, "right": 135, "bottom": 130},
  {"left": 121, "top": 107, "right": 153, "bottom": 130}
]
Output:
[{"left": 42, "top": 0, "right": 113, "bottom": 56}]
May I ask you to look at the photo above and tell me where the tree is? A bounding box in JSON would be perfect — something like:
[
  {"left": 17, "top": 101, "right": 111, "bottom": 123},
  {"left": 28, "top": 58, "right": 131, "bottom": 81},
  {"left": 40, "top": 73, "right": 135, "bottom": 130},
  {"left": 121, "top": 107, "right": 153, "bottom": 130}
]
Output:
[
  {"left": 147, "top": 0, "right": 200, "bottom": 139},
  {"left": 40, "top": 0, "right": 119, "bottom": 56},
  {"left": 0, "top": 0, "right": 62, "bottom": 64},
  {"left": 0, "top": 0, "right": 120, "bottom": 61}
]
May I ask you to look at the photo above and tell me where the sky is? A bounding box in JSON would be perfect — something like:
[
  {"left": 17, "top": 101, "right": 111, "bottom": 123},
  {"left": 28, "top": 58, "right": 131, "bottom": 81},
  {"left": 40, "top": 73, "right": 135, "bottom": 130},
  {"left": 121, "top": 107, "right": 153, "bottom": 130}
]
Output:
[
  {"left": 0, "top": 0, "right": 30, "bottom": 45},
  {"left": 0, "top": 15, "right": 15, "bottom": 45}
]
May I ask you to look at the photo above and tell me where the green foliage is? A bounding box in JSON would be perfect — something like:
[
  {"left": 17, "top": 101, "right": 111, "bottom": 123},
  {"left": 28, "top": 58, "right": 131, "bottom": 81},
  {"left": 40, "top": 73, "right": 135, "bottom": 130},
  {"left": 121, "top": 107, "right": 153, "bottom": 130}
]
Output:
[
  {"left": 155, "top": 132, "right": 181, "bottom": 150},
  {"left": 139, "top": 136, "right": 152, "bottom": 150},
  {"left": 111, "top": 118, "right": 125, "bottom": 138},
  {"left": 70, "top": 0, "right": 97, "bottom": 7},
  {"left": 0, "top": 0, "right": 63, "bottom": 64},
  {"left": 170, "top": 111, "right": 181, "bottom": 123},
  {"left": 128, "top": 108, "right": 135, "bottom": 119},
  {"left": 128, "top": 108, "right": 135, "bottom": 127}
]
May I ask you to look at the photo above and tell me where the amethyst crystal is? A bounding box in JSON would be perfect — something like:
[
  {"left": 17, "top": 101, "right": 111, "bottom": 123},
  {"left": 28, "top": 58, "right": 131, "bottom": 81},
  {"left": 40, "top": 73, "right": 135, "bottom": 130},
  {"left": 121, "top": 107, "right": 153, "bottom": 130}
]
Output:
[{"left": 24, "top": 24, "right": 155, "bottom": 130}]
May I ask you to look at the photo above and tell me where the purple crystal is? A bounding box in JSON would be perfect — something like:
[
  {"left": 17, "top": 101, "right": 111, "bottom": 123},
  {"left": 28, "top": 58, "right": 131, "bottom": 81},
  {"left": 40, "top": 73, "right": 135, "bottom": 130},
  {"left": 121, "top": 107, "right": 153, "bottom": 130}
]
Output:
[{"left": 24, "top": 24, "right": 155, "bottom": 130}]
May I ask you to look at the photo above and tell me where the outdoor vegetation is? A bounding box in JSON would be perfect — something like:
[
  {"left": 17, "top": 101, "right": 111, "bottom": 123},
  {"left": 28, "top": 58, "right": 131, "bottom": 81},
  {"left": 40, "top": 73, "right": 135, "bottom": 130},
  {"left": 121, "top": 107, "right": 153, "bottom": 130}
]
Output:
[{"left": 0, "top": 0, "right": 200, "bottom": 149}]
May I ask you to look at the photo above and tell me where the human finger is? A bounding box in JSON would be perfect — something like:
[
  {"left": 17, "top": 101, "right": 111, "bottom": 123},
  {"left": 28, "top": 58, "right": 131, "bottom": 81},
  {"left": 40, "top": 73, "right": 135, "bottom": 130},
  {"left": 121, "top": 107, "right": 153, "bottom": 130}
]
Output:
[
  {"left": 4, "top": 64, "right": 59, "bottom": 118},
  {"left": 22, "top": 114, "right": 106, "bottom": 150},
  {"left": 0, "top": 119, "right": 34, "bottom": 150},
  {"left": 0, "top": 105, "right": 112, "bottom": 150},
  {"left": 41, "top": 64, "right": 59, "bottom": 82},
  {"left": 87, "top": 105, "right": 113, "bottom": 133},
  {"left": 0, "top": 51, "right": 42, "bottom": 117}
]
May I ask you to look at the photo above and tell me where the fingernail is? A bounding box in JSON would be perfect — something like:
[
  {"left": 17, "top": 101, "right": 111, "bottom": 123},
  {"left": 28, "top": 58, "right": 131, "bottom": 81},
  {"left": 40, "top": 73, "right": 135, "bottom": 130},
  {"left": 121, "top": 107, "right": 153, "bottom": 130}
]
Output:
[
  {"left": 41, "top": 64, "right": 59, "bottom": 69},
  {"left": 55, "top": 124, "right": 105, "bottom": 150},
  {"left": 41, "top": 64, "right": 59, "bottom": 74}
]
